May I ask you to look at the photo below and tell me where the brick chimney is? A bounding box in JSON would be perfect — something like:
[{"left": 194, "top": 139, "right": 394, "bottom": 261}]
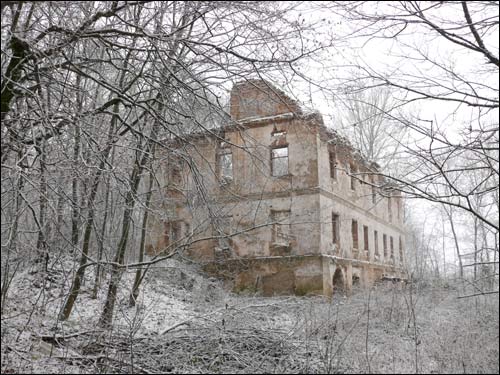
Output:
[{"left": 229, "top": 80, "right": 302, "bottom": 120}]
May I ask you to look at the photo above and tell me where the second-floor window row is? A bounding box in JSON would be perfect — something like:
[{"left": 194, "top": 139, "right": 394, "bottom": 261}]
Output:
[{"left": 217, "top": 144, "right": 290, "bottom": 179}]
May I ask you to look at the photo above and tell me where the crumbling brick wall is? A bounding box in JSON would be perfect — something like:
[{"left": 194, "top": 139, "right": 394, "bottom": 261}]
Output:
[{"left": 230, "top": 79, "right": 302, "bottom": 120}]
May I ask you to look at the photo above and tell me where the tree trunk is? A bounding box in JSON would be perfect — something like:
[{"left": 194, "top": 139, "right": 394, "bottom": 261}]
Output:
[
  {"left": 59, "top": 108, "right": 118, "bottom": 321},
  {"left": 59, "top": 40, "right": 139, "bottom": 320},
  {"left": 1, "top": 151, "right": 26, "bottom": 312},
  {"left": 99, "top": 119, "right": 159, "bottom": 327},
  {"left": 99, "top": 157, "right": 145, "bottom": 326},
  {"left": 0, "top": 3, "right": 29, "bottom": 123},
  {"left": 71, "top": 123, "right": 81, "bottom": 250},
  {"left": 444, "top": 207, "right": 463, "bottom": 279},
  {"left": 129, "top": 162, "right": 155, "bottom": 307},
  {"left": 91, "top": 149, "right": 114, "bottom": 299},
  {"left": 35, "top": 141, "right": 48, "bottom": 271},
  {"left": 473, "top": 218, "right": 478, "bottom": 281}
]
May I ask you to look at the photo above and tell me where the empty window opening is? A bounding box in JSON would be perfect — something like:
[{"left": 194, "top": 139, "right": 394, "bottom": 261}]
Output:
[
  {"left": 168, "top": 156, "right": 183, "bottom": 185},
  {"left": 332, "top": 268, "right": 345, "bottom": 295},
  {"left": 217, "top": 215, "right": 233, "bottom": 249},
  {"left": 171, "top": 166, "right": 182, "bottom": 185},
  {"left": 374, "top": 230, "right": 379, "bottom": 256},
  {"left": 363, "top": 225, "right": 369, "bottom": 251},
  {"left": 388, "top": 195, "right": 392, "bottom": 222},
  {"left": 271, "top": 146, "right": 288, "bottom": 177},
  {"left": 271, "top": 210, "right": 291, "bottom": 244},
  {"left": 397, "top": 198, "right": 401, "bottom": 220},
  {"left": 390, "top": 236, "right": 394, "bottom": 259},
  {"left": 352, "top": 220, "right": 359, "bottom": 249},
  {"left": 352, "top": 274, "right": 360, "bottom": 287},
  {"left": 399, "top": 236, "right": 404, "bottom": 263},
  {"left": 272, "top": 129, "right": 287, "bottom": 137},
  {"left": 217, "top": 141, "right": 233, "bottom": 183},
  {"left": 164, "top": 221, "right": 182, "bottom": 249},
  {"left": 371, "top": 176, "right": 376, "bottom": 204},
  {"left": 350, "top": 163, "right": 357, "bottom": 190},
  {"left": 383, "top": 234, "right": 388, "bottom": 258},
  {"left": 329, "top": 146, "right": 337, "bottom": 179},
  {"left": 332, "top": 213, "right": 340, "bottom": 245}
]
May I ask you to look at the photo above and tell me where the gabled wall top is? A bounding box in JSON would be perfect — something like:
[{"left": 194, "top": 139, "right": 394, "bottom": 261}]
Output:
[{"left": 230, "top": 80, "right": 302, "bottom": 120}]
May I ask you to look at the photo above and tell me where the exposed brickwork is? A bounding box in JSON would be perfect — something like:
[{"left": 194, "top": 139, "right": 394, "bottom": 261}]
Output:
[{"left": 230, "top": 80, "right": 302, "bottom": 120}]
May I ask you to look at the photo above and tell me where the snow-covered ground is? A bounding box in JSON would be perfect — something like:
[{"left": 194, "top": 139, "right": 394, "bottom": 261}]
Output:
[{"left": 1, "top": 257, "right": 498, "bottom": 374}]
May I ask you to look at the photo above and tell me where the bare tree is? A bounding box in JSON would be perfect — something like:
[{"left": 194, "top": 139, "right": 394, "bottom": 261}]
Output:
[
  {"left": 316, "top": 1, "right": 499, "bottom": 233},
  {"left": 2, "top": 1, "right": 334, "bottom": 322},
  {"left": 338, "top": 85, "right": 408, "bottom": 171}
]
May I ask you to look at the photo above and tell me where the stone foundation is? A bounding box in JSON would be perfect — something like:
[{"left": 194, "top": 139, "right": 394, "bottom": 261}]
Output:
[{"left": 203, "top": 254, "right": 406, "bottom": 297}]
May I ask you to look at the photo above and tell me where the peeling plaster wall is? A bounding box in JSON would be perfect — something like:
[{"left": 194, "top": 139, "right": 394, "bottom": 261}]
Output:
[
  {"left": 317, "top": 132, "right": 404, "bottom": 227},
  {"left": 146, "top": 80, "right": 406, "bottom": 296},
  {"left": 227, "top": 117, "right": 321, "bottom": 195},
  {"left": 146, "top": 124, "right": 323, "bottom": 258},
  {"left": 318, "top": 192, "right": 405, "bottom": 265},
  {"left": 146, "top": 102, "right": 324, "bottom": 261},
  {"left": 182, "top": 194, "right": 322, "bottom": 260}
]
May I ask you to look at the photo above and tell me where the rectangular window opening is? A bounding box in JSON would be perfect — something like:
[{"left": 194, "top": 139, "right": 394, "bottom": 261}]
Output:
[
  {"left": 352, "top": 220, "right": 359, "bottom": 249},
  {"left": 329, "top": 146, "right": 337, "bottom": 179},
  {"left": 399, "top": 236, "right": 404, "bottom": 263},
  {"left": 272, "top": 130, "right": 287, "bottom": 137},
  {"left": 271, "top": 210, "right": 291, "bottom": 244},
  {"left": 164, "top": 221, "right": 182, "bottom": 249},
  {"left": 217, "top": 142, "right": 233, "bottom": 183},
  {"left": 350, "top": 163, "right": 357, "bottom": 190},
  {"left": 390, "top": 236, "right": 394, "bottom": 259},
  {"left": 332, "top": 213, "right": 340, "bottom": 245},
  {"left": 388, "top": 195, "right": 393, "bottom": 222},
  {"left": 271, "top": 146, "right": 289, "bottom": 177},
  {"left": 397, "top": 198, "right": 401, "bottom": 220},
  {"left": 371, "top": 176, "right": 376, "bottom": 204},
  {"left": 383, "top": 234, "right": 387, "bottom": 258},
  {"left": 374, "top": 230, "right": 379, "bottom": 256},
  {"left": 363, "top": 225, "right": 369, "bottom": 251},
  {"left": 168, "top": 156, "right": 183, "bottom": 186},
  {"left": 217, "top": 215, "right": 233, "bottom": 249},
  {"left": 171, "top": 166, "right": 182, "bottom": 185}
]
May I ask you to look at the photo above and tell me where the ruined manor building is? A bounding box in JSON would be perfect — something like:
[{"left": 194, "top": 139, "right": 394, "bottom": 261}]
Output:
[{"left": 147, "top": 80, "right": 406, "bottom": 295}]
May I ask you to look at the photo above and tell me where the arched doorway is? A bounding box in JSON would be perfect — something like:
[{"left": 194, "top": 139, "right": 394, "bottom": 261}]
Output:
[{"left": 332, "top": 267, "right": 345, "bottom": 295}]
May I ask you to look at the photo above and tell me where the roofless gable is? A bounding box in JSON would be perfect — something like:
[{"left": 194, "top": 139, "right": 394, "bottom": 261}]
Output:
[{"left": 229, "top": 79, "right": 302, "bottom": 121}]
